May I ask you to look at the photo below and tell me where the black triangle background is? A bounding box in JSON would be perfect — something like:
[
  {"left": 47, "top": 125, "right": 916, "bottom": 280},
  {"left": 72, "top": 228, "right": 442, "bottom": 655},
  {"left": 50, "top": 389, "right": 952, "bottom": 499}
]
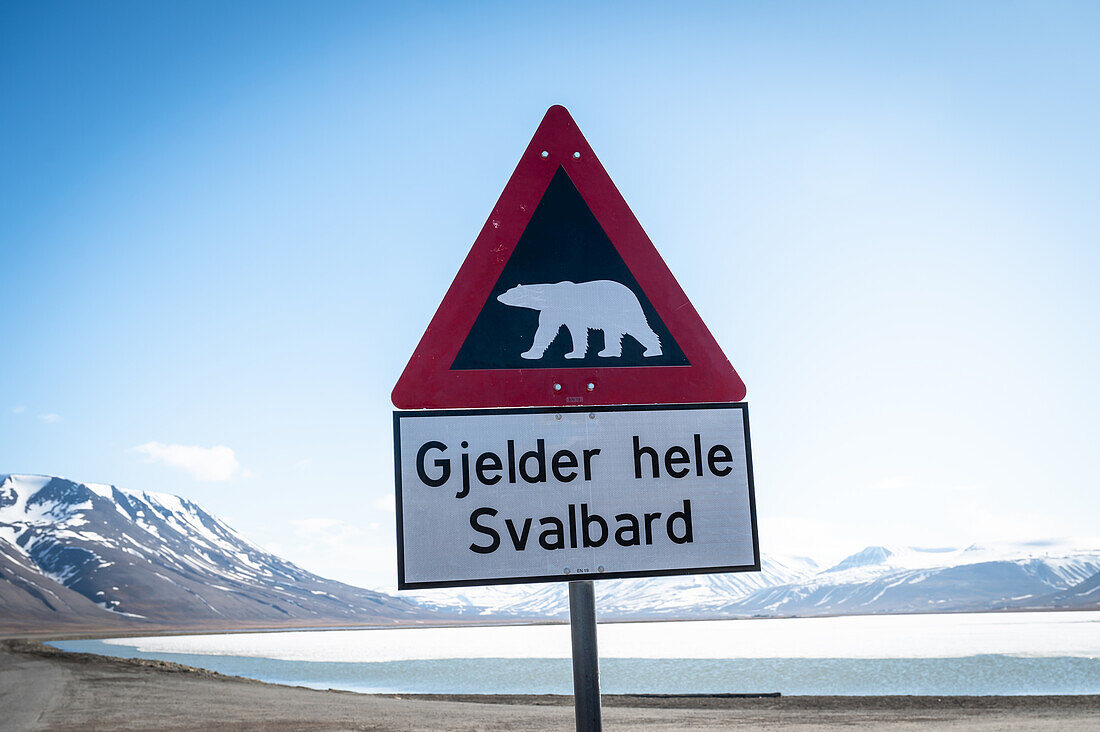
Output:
[{"left": 451, "top": 167, "right": 689, "bottom": 370}]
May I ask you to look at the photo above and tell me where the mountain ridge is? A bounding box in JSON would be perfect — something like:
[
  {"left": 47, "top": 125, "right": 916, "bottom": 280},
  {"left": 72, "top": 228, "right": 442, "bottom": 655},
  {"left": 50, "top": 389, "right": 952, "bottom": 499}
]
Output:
[{"left": 0, "top": 473, "right": 438, "bottom": 632}]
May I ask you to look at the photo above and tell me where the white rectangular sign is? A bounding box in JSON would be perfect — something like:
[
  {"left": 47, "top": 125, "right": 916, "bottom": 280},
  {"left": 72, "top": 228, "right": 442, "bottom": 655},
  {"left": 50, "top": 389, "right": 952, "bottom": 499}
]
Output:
[{"left": 394, "top": 403, "right": 758, "bottom": 589}]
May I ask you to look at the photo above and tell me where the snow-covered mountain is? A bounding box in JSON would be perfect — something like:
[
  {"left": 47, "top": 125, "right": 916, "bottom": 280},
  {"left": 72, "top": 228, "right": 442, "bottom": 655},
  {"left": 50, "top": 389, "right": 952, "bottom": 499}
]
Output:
[
  {"left": 727, "top": 542, "right": 1100, "bottom": 617},
  {"left": 408, "top": 554, "right": 819, "bottom": 619},
  {"left": 0, "top": 474, "right": 435, "bottom": 632},
  {"left": 4, "top": 472, "right": 1097, "bottom": 632},
  {"left": 406, "top": 541, "right": 1100, "bottom": 619}
]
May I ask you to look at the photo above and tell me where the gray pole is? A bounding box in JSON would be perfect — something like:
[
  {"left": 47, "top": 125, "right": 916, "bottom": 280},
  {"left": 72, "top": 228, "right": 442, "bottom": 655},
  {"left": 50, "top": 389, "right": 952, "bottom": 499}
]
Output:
[{"left": 568, "top": 580, "right": 602, "bottom": 732}]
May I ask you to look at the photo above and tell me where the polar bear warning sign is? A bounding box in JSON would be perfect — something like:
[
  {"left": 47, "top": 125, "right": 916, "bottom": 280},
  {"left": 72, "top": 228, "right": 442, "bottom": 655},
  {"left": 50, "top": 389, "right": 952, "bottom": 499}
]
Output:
[
  {"left": 391, "top": 110, "right": 758, "bottom": 726},
  {"left": 391, "top": 105, "right": 746, "bottom": 409}
]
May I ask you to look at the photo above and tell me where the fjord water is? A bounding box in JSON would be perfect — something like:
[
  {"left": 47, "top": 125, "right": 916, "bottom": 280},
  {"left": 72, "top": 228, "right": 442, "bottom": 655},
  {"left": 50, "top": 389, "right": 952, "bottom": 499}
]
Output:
[{"left": 53, "top": 611, "right": 1100, "bottom": 696}]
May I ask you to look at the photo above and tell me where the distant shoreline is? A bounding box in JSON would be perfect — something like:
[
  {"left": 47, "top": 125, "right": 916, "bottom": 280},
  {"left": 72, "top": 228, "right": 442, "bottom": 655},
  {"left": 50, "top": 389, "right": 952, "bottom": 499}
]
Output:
[
  {"left": 14, "top": 611, "right": 1100, "bottom": 701},
  {"left": 5, "top": 604, "right": 1098, "bottom": 644},
  {"left": 2, "top": 638, "right": 1098, "bottom": 731}
]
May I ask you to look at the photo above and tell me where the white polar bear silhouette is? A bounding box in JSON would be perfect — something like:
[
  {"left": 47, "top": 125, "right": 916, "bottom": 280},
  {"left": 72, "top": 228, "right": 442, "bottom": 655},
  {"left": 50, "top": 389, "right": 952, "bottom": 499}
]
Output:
[{"left": 497, "top": 280, "right": 663, "bottom": 360}]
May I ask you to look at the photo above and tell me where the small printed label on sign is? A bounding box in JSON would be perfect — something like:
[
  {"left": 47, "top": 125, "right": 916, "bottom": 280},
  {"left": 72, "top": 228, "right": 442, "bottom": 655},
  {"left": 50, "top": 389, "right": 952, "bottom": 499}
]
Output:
[{"left": 394, "top": 403, "right": 758, "bottom": 589}]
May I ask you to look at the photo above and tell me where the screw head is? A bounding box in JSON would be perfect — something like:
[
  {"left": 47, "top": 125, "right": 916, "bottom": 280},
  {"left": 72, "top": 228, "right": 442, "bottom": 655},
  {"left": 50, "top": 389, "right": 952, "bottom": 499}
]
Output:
[
  {"left": 540, "top": 150, "right": 549, "bottom": 159},
  {"left": 563, "top": 567, "right": 571, "bottom": 574},
  {"left": 573, "top": 151, "right": 581, "bottom": 159},
  {"left": 555, "top": 413, "right": 562, "bottom": 421},
  {"left": 553, "top": 383, "right": 562, "bottom": 392},
  {"left": 586, "top": 382, "right": 595, "bottom": 391}
]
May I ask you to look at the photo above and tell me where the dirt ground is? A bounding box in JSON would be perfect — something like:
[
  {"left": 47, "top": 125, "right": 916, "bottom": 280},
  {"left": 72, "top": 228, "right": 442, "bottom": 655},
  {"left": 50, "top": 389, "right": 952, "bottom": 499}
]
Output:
[{"left": 2, "top": 639, "right": 1098, "bottom": 731}]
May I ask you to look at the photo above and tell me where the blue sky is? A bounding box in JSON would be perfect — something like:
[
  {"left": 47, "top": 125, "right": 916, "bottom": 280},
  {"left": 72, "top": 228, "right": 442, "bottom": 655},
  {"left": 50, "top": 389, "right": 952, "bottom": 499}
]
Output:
[{"left": 2, "top": 1, "right": 1098, "bottom": 589}]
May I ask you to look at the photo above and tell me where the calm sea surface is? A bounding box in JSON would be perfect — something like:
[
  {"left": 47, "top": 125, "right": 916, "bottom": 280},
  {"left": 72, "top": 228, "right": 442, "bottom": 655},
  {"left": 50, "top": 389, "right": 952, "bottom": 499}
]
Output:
[{"left": 52, "top": 611, "right": 1100, "bottom": 696}]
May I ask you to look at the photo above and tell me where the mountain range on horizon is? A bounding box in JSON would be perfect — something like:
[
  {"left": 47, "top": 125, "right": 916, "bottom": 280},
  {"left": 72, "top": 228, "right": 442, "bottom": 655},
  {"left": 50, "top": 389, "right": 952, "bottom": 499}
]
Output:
[
  {"left": 2, "top": 473, "right": 1098, "bottom": 633},
  {"left": 406, "top": 539, "right": 1100, "bottom": 620}
]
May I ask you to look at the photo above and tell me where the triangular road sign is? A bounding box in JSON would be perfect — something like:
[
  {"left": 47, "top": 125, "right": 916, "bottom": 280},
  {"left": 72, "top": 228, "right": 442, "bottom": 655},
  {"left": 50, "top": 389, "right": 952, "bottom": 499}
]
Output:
[{"left": 392, "top": 105, "right": 747, "bottom": 409}]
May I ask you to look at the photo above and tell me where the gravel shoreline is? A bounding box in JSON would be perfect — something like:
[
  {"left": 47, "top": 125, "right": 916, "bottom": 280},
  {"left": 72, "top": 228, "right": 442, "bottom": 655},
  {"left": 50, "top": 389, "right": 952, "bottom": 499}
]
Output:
[{"left": 3, "top": 639, "right": 1099, "bottom": 730}]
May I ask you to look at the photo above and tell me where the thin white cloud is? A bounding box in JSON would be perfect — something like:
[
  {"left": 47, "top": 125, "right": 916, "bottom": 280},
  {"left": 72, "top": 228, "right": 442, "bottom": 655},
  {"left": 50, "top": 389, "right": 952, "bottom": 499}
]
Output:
[
  {"left": 762, "top": 515, "right": 859, "bottom": 566},
  {"left": 11, "top": 405, "right": 26, "bottom": 414},
  {"left": 132, "top": 442, "right": 241, "bottom": 481},
  {"left": 284, "top": 517, "right": 396, "bottom": 588},
  {"left": 869, "top": 476, "right": 915, "bottom": 493},
  {"left": 292, "top": 518, "right": 344, "bottom": 535},
  {"left": 372, "top": 494, "right": 396, "bottom": 513},
  {"left": 289, "top": 517, "right": 370, "bottom": 554},
  {"left": 38, "top": 413, "right": 62, "bottom": 423}
]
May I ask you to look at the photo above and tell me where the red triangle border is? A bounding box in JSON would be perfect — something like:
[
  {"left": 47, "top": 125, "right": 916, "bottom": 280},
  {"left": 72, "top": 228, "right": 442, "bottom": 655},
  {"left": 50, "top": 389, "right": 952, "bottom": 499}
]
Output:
[{"left": 392, "top": 105, "right": 746, "bottom": 409}]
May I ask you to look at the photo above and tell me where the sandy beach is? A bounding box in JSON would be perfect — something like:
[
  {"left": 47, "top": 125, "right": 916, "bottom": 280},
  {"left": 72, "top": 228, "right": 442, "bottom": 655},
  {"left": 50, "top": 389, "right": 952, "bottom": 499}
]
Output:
[{"left": 2, "top": 639, "right": 1098, "bottom": 731}]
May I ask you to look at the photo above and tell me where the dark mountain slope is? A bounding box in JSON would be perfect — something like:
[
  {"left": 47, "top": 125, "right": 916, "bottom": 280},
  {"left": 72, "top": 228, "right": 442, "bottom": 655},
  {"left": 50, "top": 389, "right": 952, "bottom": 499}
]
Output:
[{"left": 0, "top": 474, "right": 439, "bottom": 632}]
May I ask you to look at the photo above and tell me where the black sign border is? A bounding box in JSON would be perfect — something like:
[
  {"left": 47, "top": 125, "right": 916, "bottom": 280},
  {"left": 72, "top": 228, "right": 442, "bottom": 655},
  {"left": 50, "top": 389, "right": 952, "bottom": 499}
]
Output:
[{"left": 393, "top": 402, "right": 759, "bottom": 591}]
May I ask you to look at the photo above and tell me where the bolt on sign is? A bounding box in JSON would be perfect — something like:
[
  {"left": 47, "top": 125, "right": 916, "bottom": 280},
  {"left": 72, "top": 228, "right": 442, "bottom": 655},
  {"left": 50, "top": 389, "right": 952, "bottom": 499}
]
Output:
[{"left": 392, "top": 106, "right": 758, "bottom": 590}]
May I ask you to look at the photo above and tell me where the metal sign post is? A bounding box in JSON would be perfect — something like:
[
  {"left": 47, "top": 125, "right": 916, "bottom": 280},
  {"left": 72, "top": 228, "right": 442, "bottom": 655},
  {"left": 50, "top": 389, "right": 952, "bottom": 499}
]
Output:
[{"left": 569, "top": 580, "right": 602, "bottom": 732}]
